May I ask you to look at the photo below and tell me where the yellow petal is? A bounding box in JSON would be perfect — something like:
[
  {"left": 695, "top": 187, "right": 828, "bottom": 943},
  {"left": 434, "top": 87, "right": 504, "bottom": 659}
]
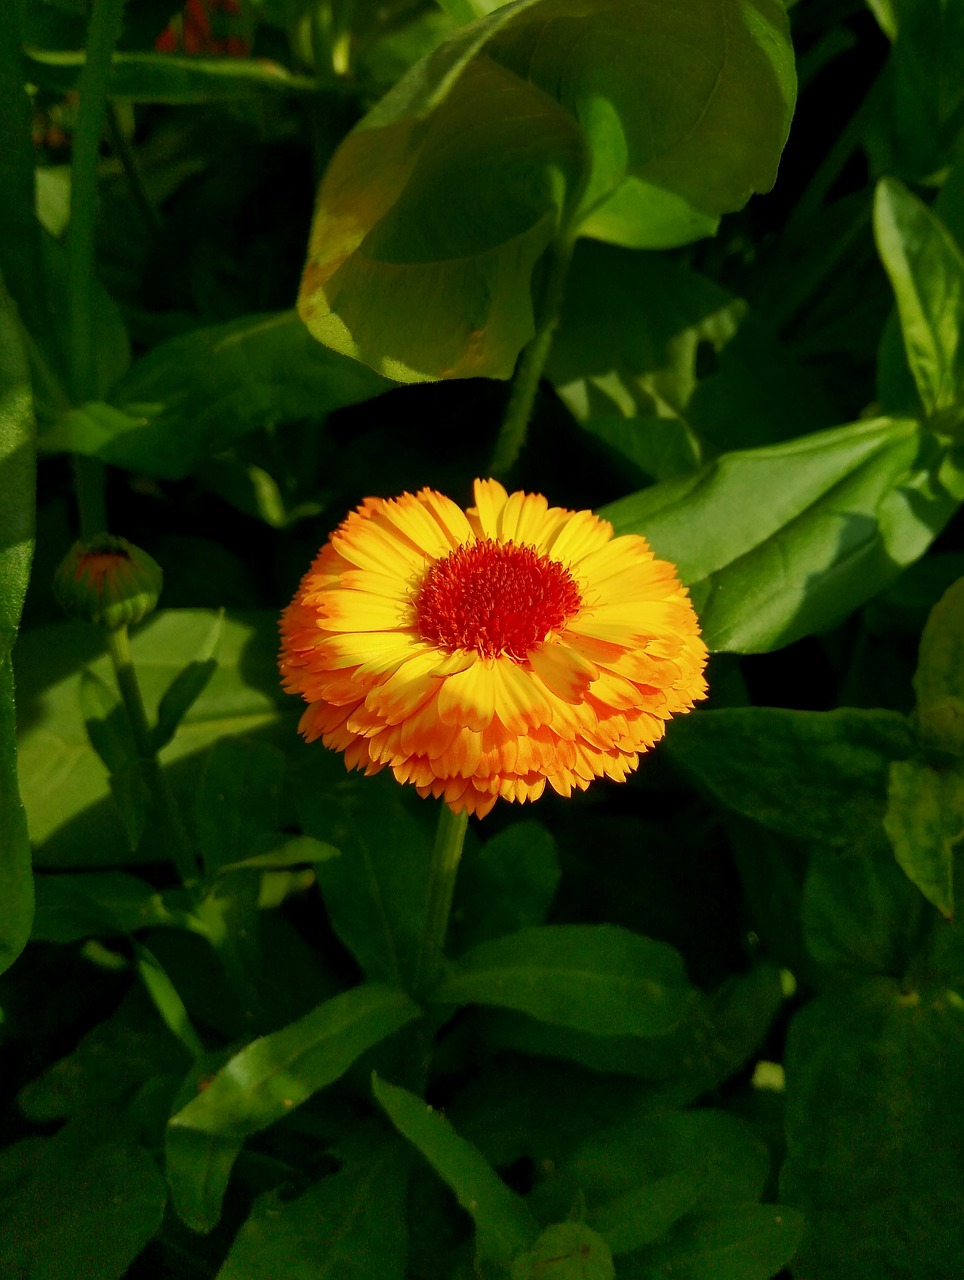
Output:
[
  {"left": 437, "top": 658, "right": 497, "bottom": 731},
  {"left": 377, "top": 493, "right": 454, "bottom": 558},
  {"left": 546, "top": 510, "right": 613, "bottom": 563},
  {"left": 417, "top": 488, "right": 476, "bottom": 547},
  {"left": 492, "top": 659, "right": 553, "bottom": 734},
  {"left": 528, "top": 642, "right": 598, "bottom": 704},
  {"left": 314, "top": 591, "right": 413, "bottom": 633},
  {"left": 333, "top": 518, "right": 428, "bottom": 577},
  {"left": 469, "top": 478, "right": 509, "bottom": 538}
]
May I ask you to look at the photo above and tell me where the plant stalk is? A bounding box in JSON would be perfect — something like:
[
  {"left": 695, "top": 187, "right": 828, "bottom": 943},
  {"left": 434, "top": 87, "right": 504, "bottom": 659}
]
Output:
[
  {"left": 413, "top": 803, "right": 469, "bottom": 996},
  {"left": 490, "top": 236, "right": 575, "bottom": 479}
]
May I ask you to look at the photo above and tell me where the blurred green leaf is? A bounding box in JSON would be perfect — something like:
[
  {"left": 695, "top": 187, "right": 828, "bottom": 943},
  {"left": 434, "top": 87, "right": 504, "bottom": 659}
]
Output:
[
  {"left": 884, "top": 758, "right": 964, "bottom": 919},
  {"left": 781, "top": 980, "right": 964, "bottom": 1278},
  {"left": 169, "top": 983, "right": 420, "bottom": 1139},
  {"left": 529, "top": 1108, "right": 768, "bottom": 1253},
  {"left": 24, "top": 48, "right": 318, "bottom": 102},
  {"left": 0, "top": 1112, "right": 167, "bottom": 1280},
  {"left": 296, "top": 765, "right": 432, "bottom": 987},
  {"left": 299, "top": 0, "right": 794, "bottom": 381},
  {"left": 667, "top": 707, "right": 914, "bottom": 848},
  {"left": 803, "top": 840, "right": 928, "bottom": 977},
  {"left": 511, "top": 1222, "right": 614, "bottom": 1280},
  {"left": 15, "top": 610, "right": 292, "bottom": 867},
  {"left": 216, "top": 1138, "right": 409, "bottom": 1280},
  {"left": 874, "top": 178, "right": 964, "bottom": 430},
  {"left": 435, "top": 923, "right": 695, "bottom": 1037},
  {"left": 374, "top": 1074, "right": 539, "bottom": 1271},
  {"left": 164, "top": 1051, "right": 242, "bottom": 1234},
  {"left": 602, "top": 417, "right": 964, "bottom": 653},
  {"left": 193, "top": 738, "right": 284, "bottom": 878},
  {"left": 912, "top": 574, "right": 964, "bottom": 753},
  {"left": 39, "top": 311, "right": 390, "bottom": 479},
  {"left": 0, "top": 276, "right": 36, "bottom": 975},
  {"left": 152, "top": 609, "right": 222, "bottom": 751},
  {"left": 452, "top": 821, "right": 560, "bottom": 953},
  {"left": 627, "top": 1205, "right": 804, "bottom": 1280},
  {"left": 134, "top": 939, "right": 205, "bottom": 1058},
  {"left": 31, "top": 871, "right": 195, "bottom": 943}
]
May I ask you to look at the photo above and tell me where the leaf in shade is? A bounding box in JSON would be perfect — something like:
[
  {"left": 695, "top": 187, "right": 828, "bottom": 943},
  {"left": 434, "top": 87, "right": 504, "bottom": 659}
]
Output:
[
  {"left": 215, "top": 1139, "right": 409, "bottom": 1280},
  {"left": 884, "top": 759, "right": 963, "bottom": 919},
  {"left": 451, "top": 821, "right": 560, "bottom": 953},
  {"left": 30, "top": 871, "right": 195, "bottom": 943},
  {"left": 373, "top": 1074, "right": 539, "bottom": 1272},
  {"left": 298, "top": 0, "right": 795, "bottom": 381},
  {"left": 912, "top": 575, "right": 964, "bottom": 754},
  {"left": 511, "top": 1222, "right": 615, "bottom": 1280},
  {"left": 434, "top": 924, "right": 695, "bottom": 1037},
  {"left": 601, "top": 417, "right": 964, "bottom": 653},
  {"left": 0, "top": 1112, "right": 168, "bottom": 1280},
  {"left": 628, "top": 1205, "right": 804, "bottom": 1280},
  {"left": 666, "top": 707, "right": 914, "bottom": 848}
]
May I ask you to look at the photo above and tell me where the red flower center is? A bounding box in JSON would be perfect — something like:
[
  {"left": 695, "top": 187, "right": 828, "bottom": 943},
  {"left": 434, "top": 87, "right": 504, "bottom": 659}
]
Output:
[{"left": 414, "top": 539, "right": 582, "bottom": 660}]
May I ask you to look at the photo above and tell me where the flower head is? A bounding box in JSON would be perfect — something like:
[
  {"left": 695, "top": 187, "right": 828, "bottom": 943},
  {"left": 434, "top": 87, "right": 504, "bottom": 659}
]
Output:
[
  {"left": 54, "top": 535, "right": 163, "bottom": 630},
  {"left": 279, "top": 480, "right": 707, "bottom": 818}
]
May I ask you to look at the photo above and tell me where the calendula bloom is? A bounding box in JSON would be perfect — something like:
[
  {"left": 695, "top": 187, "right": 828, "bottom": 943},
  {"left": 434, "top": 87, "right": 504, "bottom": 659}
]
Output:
[{"left": 279, "top": 479, "right": 708, "bottom": 818}]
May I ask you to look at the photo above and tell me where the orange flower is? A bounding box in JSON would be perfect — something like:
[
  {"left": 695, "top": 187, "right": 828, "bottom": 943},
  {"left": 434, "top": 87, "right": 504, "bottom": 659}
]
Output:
[{"left": 279, "top": 480, "right": 708, "bottom": 818}]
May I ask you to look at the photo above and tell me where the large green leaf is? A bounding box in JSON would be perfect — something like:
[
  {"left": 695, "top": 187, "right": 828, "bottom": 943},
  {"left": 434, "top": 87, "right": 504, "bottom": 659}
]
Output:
[
  {"left": 0, "top": 277, "right": 36, "bottom": 975},
  {"left": 0, "top": 1112, "right": 167, "bottom": 1280},
  {"left": 781, "top": 980, "right": 964, "bottom": 1279},
  {"left": 168, "top": 983, "right": 420, "bottom": 1140},
  {"left": 14, "top": 609, "right": 292, "bottom": 867},
  {"left": 884, "top": 759, "right": 964, "bottom": 919},
  {"left": 38, "top": 311, "right": 390, "bottom": 480},
  {"left": 601, "top": 417, "right": 964, "bottom": 653},
  {"left": 434, "top": 923, "right": 695, "bottom": 1037},
  {"left": 298, "top": 0, "right": 795, "bottom": 381},
  {"left": 666, "top": 707, "right": 914, "bottom": 849},
  {"left": 216, "top": 1138, "right": 409, "bottom": 1280},
  {"left": 511, "top": 1223, "right": 614, "bottom": 1280},
  {"left": 874, "top": 179, "right": 964, "bottom": 432},
  {"left": 912, "top": 573, "right": 964, "bottom": 750},
  {"left": 374, "top": 1074, "right": 539, "bottom": 1272},
  {"left": 451, "top": 820, "right": 560, "bottom": 954}
]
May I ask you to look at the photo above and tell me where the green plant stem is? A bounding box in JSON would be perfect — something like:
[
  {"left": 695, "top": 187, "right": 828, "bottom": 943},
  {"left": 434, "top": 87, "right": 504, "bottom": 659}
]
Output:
[
  {"left": 105, "top": 103, "right": 162, "bottom": 237},
  {"left": 490, "top": 236, "right": 575, "bottom": 479},
  {"left": 413, "top": 803, "right": 469, "bottom": 997},
  {"left": 105, "top": 624, "right": 199, "bottom": 887},
  {"left": 68, "top": 0, "right": 127, "bottom": 532}
]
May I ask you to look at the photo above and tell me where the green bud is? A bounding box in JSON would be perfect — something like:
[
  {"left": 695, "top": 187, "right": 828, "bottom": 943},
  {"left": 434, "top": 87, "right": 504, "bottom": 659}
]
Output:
[{"left": 54, "top": 536, "right": 163, "bottom": 629}]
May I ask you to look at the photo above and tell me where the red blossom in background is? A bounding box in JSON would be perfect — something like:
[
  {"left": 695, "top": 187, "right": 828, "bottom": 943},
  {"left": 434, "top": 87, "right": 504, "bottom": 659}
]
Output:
[{"left": 155, "top": 0, "right": 250, "bottom": 57}]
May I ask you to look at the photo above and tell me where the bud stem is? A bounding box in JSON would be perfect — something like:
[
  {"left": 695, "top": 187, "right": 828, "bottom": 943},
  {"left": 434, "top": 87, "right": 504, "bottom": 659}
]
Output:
[{"left": 413, "top": 803, "right": 469, "bottom": 997}]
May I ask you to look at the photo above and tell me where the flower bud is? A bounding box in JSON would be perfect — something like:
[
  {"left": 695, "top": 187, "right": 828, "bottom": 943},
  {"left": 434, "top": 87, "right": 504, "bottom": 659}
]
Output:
[{"left": 54, "top": 536, "right": 163, "bottom": 629}]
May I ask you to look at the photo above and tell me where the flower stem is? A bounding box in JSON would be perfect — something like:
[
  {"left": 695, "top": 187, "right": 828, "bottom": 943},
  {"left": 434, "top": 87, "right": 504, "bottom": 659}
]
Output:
[
  {"left": 413, "top": 803, "right": 469, "bottom": 996},
  {"left": 105, "top": 624, "right": 199, "bottom": 887},
  {"left": 490, "top": 236, "right": 575, "bottom": 479}
]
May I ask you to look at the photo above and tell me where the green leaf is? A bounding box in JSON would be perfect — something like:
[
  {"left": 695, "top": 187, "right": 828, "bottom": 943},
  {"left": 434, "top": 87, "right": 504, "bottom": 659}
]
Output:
[
  {"left": 802, "top": 841, "right": 928, "bottom": 977},
  {"left": 38, "top": 312, "right": 390, "bottom": 479},
  {"left": 31, "top": 871, "right": 195, "bottom": 943},
  {"left": 193, "top": 738, "right": 285, "bottom": 878},
  {"left": 133, "top": 940, "right": 205, "bottom": 1058},
  {"left": 169, "top": 983, "right": 421, "bottom": 1140},
  {"left": 298, "top": 0, "right": 795, "bottom": 381},
  {"left": 601, "top": 417, "right": 964, "bottom": 653},
  {"left": 220, "top": 834, "right": 340, "bottom": 872},
  {"left": 452, "top": 821, "right": 560, "bottom": 953},
  {"left": 627, "top": 1205, "right": 804, "bottom": 1280},
  {"left": 0, "top": 1113, "right": 168, "bottom": 1280},
  {"left": 884, "top": 759, "right": 964, "bottom": 918},
  {"left": 152, "top": 610, "right": 223, "bottom": 751},
  {"left": 164, "top": 1052, "right": 242, "bottom": 1234},
  {"left": 434, "top": 924, "right": 695, "bottom": 1037},
  {"left": 24, "top": 49, "right": 318, "bottom": 102},
  {"left": 912, "top": 574, "right": 964, "bottom": 753},
  {"left": 0, "top": 277, "right": 36, "bottom": 975},
  {"left": 780, "top": 980, "right": 964, "bottom": 1278},
  {"left": 874, "top": 178, "right": 964, "bottom": 430},
  {"left": 373, "top": 1074, "right": 539, "bottom": 1271},
  {"left": 295, "top": 764, "right": 432, "bottom": 986},
  {"left": 529, "top": 1108, "right": 768, "bottom": 1251},
  {"left": 547, "top": 243, "right": 831, "bottom": 461},
  {"left": 14, "top": 609, "right": 292, "bottom": 867},
  {"left": 667, "top": 707, "right": 914, "bottom": 848},
  {"left": 216, "top": 1139, "right": 409, "bottom": 1280},
  {"left": 511, "top": 1222, "right": 615, "bottom": 1280}
]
